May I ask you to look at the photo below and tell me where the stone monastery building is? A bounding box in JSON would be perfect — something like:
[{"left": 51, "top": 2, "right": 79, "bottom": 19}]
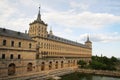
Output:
[{"left": 0, "top": 7, "right": 92, "bottom": 79}]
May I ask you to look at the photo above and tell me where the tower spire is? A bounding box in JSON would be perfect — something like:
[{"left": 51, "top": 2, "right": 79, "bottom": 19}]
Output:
[
  {"left": 87, "top": 35, "right": 89, "bottom": 41},
  {"left": 49, "top": 27, "right": 53, "bottom": 35},
  {"left": 85, "top": 34, "right": 91, "bottom": 43},
  {"left": 85, "top": 34, "right": 92, "bottom": 48},
  {"left": 37, "top": 6, "right": 41, "bottom": 21}
]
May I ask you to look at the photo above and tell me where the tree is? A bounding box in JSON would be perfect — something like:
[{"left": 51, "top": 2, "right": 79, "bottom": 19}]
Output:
[
  {"left": 111, "top": 56, "right": 118, "bottom": 62},
  {"left": 78, "top": 60, "right": 87, "bottom": 68}
]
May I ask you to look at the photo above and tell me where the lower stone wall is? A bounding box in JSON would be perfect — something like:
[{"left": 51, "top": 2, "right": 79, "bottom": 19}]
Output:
[
  {"left": 77, "top": 69, "right": 120, "bottom": 77},
  {"left": 0, "top": 67, "right": 77, "bottom": 80},
  {"left": 0, "top": 59, "right": 78, "bottom": 80}
]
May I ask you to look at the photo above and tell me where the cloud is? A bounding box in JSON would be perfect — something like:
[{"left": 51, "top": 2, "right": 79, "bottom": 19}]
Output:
[
  {"left": 0, "top": 0, "right": 120, "bottom": 33},
  {"left": 70, "top": 1, "right": 89, "bottom": 11},
  {"left": 0, "top": 0, "right": 17, "bottom": 19},
  {"left": 0, "top": 0, "right": 34, "bottom": 32},
  {"left": 43, "top": 10, "right": 120, "bottom": 30},
  {"left": 79, "top": 32, "right": 120, "bottom": 43},
  {"left": 54, "top": 28, "right": 74, "bottom": 40}
]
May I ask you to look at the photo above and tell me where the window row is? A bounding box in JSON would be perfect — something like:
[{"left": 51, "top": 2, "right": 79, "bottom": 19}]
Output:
[
  {"left": 40, "top": 42, "right": 80, "bottom": 51},
  {"left": 1, "top": 54, "right": 21, "bottom": 59},
  {"left": 2, "top": 40, "right": 32, "bottom": 48}
]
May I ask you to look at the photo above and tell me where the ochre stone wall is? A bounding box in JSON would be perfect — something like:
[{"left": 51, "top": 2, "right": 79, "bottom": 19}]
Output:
[{"left": 0, "top": 8, "right": 92, "bottom": 79}]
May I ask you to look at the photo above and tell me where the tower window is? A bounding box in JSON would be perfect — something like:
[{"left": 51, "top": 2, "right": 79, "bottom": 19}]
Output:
[
  {"left": 18, "top": 42, "right": 21, "bottom": 47},
  {"left": 18, "top": 54, "right": 21, "bottom": 59},
  {"left": 10, "top": 54, "right": 13, "bottom": 59},
  {"left": 3, "top": 40, "right": 6, "bottom": 46},
  {"left": 11, "top": 41, "right": 14, "bottom": 47},
  {"left": 2, "top": 54, "right": 5, "bottom": 59}
]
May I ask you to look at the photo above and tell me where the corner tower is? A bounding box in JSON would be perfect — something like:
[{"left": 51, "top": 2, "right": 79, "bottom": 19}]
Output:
[
  {"left": 28, "top": 7, "right": 48, "bottom": 38},
  {"left": 85, "top": 35, "right": 92, "bottom": 48}
]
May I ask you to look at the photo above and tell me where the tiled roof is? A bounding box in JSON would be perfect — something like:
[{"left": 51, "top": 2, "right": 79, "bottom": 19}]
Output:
[{"left": 0, "top": 28, "right": 33, "bottom": 41}]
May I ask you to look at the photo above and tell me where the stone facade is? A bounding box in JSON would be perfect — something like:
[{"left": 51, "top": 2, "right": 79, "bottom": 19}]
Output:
[{"left": 0, "top": 7, "right": 92, "bottom": 79}]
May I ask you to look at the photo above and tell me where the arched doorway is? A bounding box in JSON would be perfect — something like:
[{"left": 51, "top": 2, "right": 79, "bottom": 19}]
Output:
[
  {"left": 8, "top": 63, "right": 16, "bottom": 75},
  {"left": 27, "top": 63, "right": 32, "bottom": 71},
  {"left": 55, "top": 61, "right": 58, "bottom": 69},
  {"left": 41, "top": 62, "right": 45, "bottom": 71},
  {"left": 61, "top": 61, "right": 63, "bottom": 68},
  {"left": 73, "top": 60, "right": 76, "bottom": 66},
  {"left": 49, "top": 61, "right": 52, "bottom": 70},
  {"left": 68, "top": 60, "right": 70, "bottom": 67}
]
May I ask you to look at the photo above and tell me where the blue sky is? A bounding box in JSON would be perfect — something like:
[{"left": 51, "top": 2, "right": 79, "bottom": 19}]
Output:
[{"left": 0, "top": 0, "right": 120, "bottom": 57}]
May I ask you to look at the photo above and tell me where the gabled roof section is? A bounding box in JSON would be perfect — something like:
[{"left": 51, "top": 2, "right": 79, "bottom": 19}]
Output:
[
  {"left": 0, "top": 28, "right": 34, "bottom": 41},
  {"left": 47, "top": 34, "right": 89, "bottom": 48}
]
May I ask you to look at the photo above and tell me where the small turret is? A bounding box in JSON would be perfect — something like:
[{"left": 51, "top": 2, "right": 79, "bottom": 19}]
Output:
[
  {"left": 85, "top": 35, "right": 92, "bottom": 48},
  {"left": 49, "top": 27, "right": 53, "bottom": 35}
]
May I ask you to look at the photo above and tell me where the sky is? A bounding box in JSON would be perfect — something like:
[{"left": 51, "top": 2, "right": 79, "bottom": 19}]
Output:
[{"left": 0, "top": 0, "right": 120, "bottom": 58}]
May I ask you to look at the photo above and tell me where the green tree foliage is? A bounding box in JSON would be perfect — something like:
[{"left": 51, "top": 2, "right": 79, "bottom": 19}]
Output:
[
  {"left": 89, "top": 56, "right": 118, "bottom": 70},
  {"left": 111, "top": 56, "right": 118, "bottom": 62},
  {"left": 77, "top": 60, "right": 87, "bottom": 68}
]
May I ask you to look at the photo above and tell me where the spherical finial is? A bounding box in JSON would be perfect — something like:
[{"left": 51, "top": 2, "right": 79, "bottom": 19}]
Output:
[{"left": 39, "top": 4, "right": 41, "bottom": 10}]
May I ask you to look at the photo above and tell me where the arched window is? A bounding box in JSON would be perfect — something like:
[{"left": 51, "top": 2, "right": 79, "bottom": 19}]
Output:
[
  {"left": 27, "top": 63, "right": 32, "bottom": 71},
  {"left": 68, "top": 60, "right": 70, "bottom": 67},
  {"left": 61, "top": 61, "right": 64, "bottom": 68},
  {"left": 8, "top": 63, "right": 16, "bottom": 75},
  {"left": 73, "top": 60, "right": 76, "bottom": 66},
  {"left": 55, "top": 61, "right": 58, "bottom": 69},
  {"left": 49, "top": 62, "right": 52, "bottom": 70},
  {"left": 41, "top": 62, "right": 45, "bottom": 71}
]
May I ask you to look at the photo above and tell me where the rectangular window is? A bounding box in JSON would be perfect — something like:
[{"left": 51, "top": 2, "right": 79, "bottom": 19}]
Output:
[
  {"left": 3, "top": 40, "right": 6, "bottom": 46},
  {"left": 10, "top": 54, "right": 13, "bottom": 59},
  {"left": 18, "top": 42, "right": 21, "bottom": 47},
  {"left": 29, "top": 43, "right": 32, "bottom": 48},
  {"left": 2, "top": 54, "right": 5, "bottom": 59},
  {"left": 18, "top": 54, "right": 21, "bottom": 59},
  {"left": 11, "top": 41, "right": 14, "bottom": 47}
]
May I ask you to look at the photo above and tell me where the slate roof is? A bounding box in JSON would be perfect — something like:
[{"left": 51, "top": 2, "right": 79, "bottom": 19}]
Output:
[
  {"left": 47, "top": 34, "right": 89, "bottom": 48},
  {"left": 29, "top": 20, "right": 47, "bottom": 26},
  {"left": 0, "top": 28, "right": 34, "bottom": 41}
]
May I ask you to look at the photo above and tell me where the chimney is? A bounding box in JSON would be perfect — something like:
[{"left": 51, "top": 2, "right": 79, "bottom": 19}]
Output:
[{"left": 25, "top": 30, "right": 27, "bottom": 34}]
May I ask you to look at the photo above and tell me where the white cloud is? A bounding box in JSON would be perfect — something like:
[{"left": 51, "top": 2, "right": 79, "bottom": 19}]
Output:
[
  {"left": 0, "top": 0, "right": 17, "bottom": 19},
  {"left": 79, "top": 32, "right": 120, "bottom": 43},
  {"left": 43, "top": 10, "right": 120, "bottom": 30},
  {"left": 1, "top": 0, "right": 120, "bottom": 32},
  {"left": 0, "top": 0, "right": 34, "bottom": 32},
  {"left": 7, "top": 18, "right": 32, "bottom": 31},
  {"left": 54, "top": 28, "right": 74, "bottom": 40},
  {"left": 70, "top": 1, "right": 89, "bottom": 11}
]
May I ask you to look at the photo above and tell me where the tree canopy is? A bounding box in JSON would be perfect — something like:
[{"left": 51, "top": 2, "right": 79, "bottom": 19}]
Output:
[{"left": 78, "top": 56, "right": 119, "bottom": 71}]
